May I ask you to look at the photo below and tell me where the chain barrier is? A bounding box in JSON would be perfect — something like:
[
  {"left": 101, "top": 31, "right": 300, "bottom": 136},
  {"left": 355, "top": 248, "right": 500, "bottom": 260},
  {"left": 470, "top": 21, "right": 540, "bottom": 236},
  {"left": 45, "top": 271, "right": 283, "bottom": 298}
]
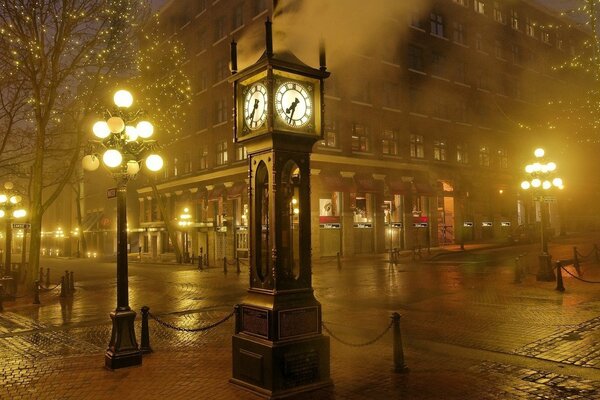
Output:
[
  {"left": 574, "top": 246, "right": 596, "bottom": 261},
  {"left": 39, "top": 283, "right": 61, "bottom": 292},
  {"left": 321, "top": 319, "right": 393, "bottom": 347},
  {"left": 560, "top": 265, "right": 600, "bottom": 284},
  {"left": 148, "top": 308, "right": 235, "bottom": 333}
]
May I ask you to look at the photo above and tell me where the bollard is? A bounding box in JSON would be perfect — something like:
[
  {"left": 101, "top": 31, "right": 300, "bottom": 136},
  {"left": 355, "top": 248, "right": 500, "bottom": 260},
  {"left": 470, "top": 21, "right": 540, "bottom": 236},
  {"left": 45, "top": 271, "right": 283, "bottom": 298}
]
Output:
[
  {"left": 198, "top": 254, "right": 203, "bottom": 270},
  {"left": 514, "top": 257, "right": 522, "bottom": 284},
  {"left": 140, "top": 306, "right": 153, "bottom": 354},
  {"left": 0, "top": 284, "right": 4, "bottom": 312},
  {"left": 337, "top": 252, "right": 342, "bottom": 271},
  {"left": 45, "top": 267, "right": 50, "bottom": 288},
  {"left": 204, "top": 253, "right": 208, "bottom": 266},
  {"left": 236, "top": 257, "right": 240, "bottom": 274},
  {"left": 392, "top": 312, "right": 409, "bottom": 373},
  {"left": 555, "top": 261, "right": 565, "bottom": 292},
  {"left": 64, "top": 270, "right": 71, "bottom": 296},
  {"left": 69, "top": 271, "right": 75, "bottom": 292},
  {"left": 39, "top": 267, "right": 44, "bottom": 284},
  {"left": 223, "top": 257, "right": 228, "bottom": 274},
  {"left": 60, "top": 276, "right": 66, "bottom": 298},
  {"left": 573, "top": 247, "right": 582, "bottom": 277},
  {"left": 33, "top": 280, "right": 40, "bottom": 305}
]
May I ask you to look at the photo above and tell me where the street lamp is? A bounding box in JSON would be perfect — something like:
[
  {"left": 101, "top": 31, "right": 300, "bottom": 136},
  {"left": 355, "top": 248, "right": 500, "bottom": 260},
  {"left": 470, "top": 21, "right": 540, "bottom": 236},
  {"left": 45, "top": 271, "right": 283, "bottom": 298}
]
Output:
[
  {"left": 178, "top": 207, "right": 192, "bottom": 263},
  {"left": 82, "top": 89, "right": 163, "bottom": 369},
  {"left": 71, "top": 227, "right": 80, "bottom": 258},
  {"left": 520, "top": 148, "right": 564, "bottom": 281},
  {"left": 55, "top": 227, "right": 64, "bottom": 256},
  {"left": 0, "top": 182, "right": 27, "bottom": 296}
]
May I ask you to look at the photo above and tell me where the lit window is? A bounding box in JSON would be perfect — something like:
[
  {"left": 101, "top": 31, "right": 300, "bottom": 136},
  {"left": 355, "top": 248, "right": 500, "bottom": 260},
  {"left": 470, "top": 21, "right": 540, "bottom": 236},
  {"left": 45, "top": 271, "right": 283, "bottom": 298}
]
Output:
[
  {"left": 236, "top": 145, "right": 247, "bottom": 161},
  {"left": 479, "top": 146, "right": 490, "bottom": 167},
  {"left": 493, "top": 2, "right": 505, "bottom": 23},
  {"left": 453, "top": 22, "right": 466, "bottom": 44},
  {"left": 320, "top": 117, "right": 338, "bottom": 148},
  {"left": 497, "top": 148, "right": 508, "bottom": 169},
  {"left": 351, "top": 123, "right": 370, "bottom": 152},
  {"left": 183, "top": 152, "right": 192, "bottom": 174},
  {"left": 541, "top": 31, "right": 550, "bottom": 44},
  {"left": 410, "top": 134, "right": 425, "bottom": 159},
  {"left": 381, "top": 129, "right": 399, "bottom": 156},
  {"left": 453, "top": 0, "right": 467, "bottom": 6},
  {"left": 457, "top": 144, "right": 469, "bottom": 164},
  {"left": 433, "top": 139, "right": 447, "bottom": 161},
  {"left": 216, "top": 140, "right": 228, "bottom": 166},
  {"left": 525, "top": 18, "right": 535, "bottom": 37},
  {"left": 474, "top": 0, "right": 485, "bottom": 14},
  {"left": 199, "top": 146, "right": 209, "bottom": 170},
  {"left": 510, "top": 10, "right": 519, "bottom": 30}
]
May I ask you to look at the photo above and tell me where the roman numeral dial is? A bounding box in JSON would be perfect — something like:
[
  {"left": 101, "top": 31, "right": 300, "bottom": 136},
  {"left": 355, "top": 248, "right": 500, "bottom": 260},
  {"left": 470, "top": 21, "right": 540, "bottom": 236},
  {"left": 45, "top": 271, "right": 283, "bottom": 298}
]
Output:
[{"left": 275, "top": 81, "right": 312, "bottom": 128}]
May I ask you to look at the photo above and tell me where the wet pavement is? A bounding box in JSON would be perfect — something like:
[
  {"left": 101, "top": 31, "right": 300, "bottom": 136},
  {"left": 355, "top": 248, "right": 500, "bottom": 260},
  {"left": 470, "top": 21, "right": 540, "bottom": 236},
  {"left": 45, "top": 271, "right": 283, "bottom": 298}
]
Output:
[{"left": 1, "top": 233, "right": 600, "bottom": 399}]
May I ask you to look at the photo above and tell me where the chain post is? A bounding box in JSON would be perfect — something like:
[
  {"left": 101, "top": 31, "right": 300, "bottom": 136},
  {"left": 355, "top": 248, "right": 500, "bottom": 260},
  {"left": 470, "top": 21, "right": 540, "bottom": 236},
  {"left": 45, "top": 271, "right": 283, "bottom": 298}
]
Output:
[
  {"left": 236, "top": 258, "right": 240, "bottom": 274},
  {"left": 514, "top": 257, "right": 522, "bottom": 284},
  {"left": 234, "top": 304, "right": 241, "bottom": 334},
  {"left": 69, "top": 271, "right": 75, "bottom": 292},
  {"left": 60, "top": 276, "right": 66, "bottom": 298},
  {"left": 337, "top": 252, "right": 342, "bottom": 271},
  {"left": 39, "top": 267, "right": 44, "bottom": 283},
  {"left": 33, "top": 280, "right": 40, "bottom": 304},
  {"left": 555, "top": 261, "right": 565, "bottom": 292},
  {"left": 573, "top": 247, "right": 581, "bottom": 277},
  {"left": 45, "top": 267, "right": 50, "bottom": 288},
  {"left": 223, "top": 257, "right": 228, "bottom": 274},
  {"left": 64, "top": 270, "right": 71, "bottom": 296},
  {"left": 140, "top": 306, "right": 153, "bottom": 354},
  {"left": 392, "top": 312, "right": 409, "bottom": 373}
]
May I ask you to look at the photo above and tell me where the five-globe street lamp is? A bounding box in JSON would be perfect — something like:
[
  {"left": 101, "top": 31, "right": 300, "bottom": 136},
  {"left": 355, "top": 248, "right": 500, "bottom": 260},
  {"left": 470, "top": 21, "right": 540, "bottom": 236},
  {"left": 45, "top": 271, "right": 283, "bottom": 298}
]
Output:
[
  {"left": 0, "top": 182, "right": 27, "bottom": 296},
  {"left": 82, "top": 89, "right": 163, "bottom": 369},
  {"left": 520, "top": 148, "right": 564, "bottom": 281},
  {"left": 178, "top": 207, "right": 192, "bottom": 263}
]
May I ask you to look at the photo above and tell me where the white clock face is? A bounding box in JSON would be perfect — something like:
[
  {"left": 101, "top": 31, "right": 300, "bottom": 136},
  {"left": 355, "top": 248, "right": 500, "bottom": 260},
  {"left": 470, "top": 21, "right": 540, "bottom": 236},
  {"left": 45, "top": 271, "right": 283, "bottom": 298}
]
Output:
[
  {"left": 244, "top": 83, "right": 268, "bottom": 130},
  {"left": 275, "top": 81, "right": 312, "bottom": 127}
]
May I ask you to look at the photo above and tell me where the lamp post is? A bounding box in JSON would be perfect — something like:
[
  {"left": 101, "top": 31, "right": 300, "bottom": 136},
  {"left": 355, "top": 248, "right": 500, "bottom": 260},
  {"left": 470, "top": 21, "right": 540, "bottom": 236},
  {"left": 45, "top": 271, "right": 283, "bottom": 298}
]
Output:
[
  {"left": 82, "top": 89, "right": 163, "bottom": 369},
  {"left": 178, "top": 207, "right": 192, "bottom": 263},
  {"left": 55, "top": 227, "right": 64, "bottom": 257},
  {"left": 0, "top": 182, "right": 27, "bottom": 296},
  {"left": 72, "top": 227, "right": 80, "bottom": 258},
  {"left": 520, "top": 148, "right": 564, "bottom": 281}
]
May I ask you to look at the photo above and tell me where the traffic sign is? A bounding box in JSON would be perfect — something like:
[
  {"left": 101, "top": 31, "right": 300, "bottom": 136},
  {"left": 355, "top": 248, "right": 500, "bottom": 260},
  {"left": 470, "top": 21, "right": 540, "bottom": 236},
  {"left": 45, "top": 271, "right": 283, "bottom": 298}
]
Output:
[
  {"left": 12, "top": 223, "right": 31, "bottom": 229},
  {"left": 107, "top": 187, "right": 117, "bottom": 199}
]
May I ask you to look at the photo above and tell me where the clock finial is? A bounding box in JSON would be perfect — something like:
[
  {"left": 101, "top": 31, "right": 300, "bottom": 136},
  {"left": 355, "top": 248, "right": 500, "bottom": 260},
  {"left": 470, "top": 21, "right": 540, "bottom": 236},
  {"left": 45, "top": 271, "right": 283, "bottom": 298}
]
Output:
[
  {"left": 319, "top": 39, "right": 327, "bottom": 72},
  {"left": 265, "top": 18, "right": 273, "bottom": 58}
]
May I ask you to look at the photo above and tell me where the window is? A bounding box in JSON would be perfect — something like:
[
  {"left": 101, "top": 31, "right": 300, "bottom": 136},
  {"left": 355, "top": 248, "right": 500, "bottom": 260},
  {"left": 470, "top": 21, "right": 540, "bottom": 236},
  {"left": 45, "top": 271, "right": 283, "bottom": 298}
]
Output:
[
  {"left": 216, "top": 140, "right": 228, "bottom": 165},
  {"left": 214, "top": 16, "right": 226, "bottom": 42},
  {"left": 453, "top": 22, "right": 466, "bottom": 44},
  {"left": 431, "top": 51, "right": 446, "bottom": 76},
  {"left": 197, "top": 69, "right": 207, "bottom": 92},
  {"left": 410, "top": 11, "right": 424, "bottom": 29},
  {"left": 493, "top": 2, "right": 505, "bottom": 23},
  {"left": 215, "top": 98, "right": 228, "bottom": 124},
  {"left": 432, "top": 99, "right": 449, "bottom": 119},
  {"left": 197, "top": 30, "right": 207, "bottom": 53},
  {"left": 494, "top": 40, "right": 503, "bottom": 58},
  {"left": 510, "top": 10, "right": 519, "bottom": 30},
  {"left": 497, "top": 148, "right": 508, "bottom": 169},
  {"left": 351, "top": 193, "right": 373, "bottom": 223},
  {"left": 511, "top": 44, "right": 521, "bottom": 65},
  {"left": 183, "top": 152, "right": 192, "bottom": 174},
  {"left": 383, "top": 82, "right": 400, "bottom": 108},
  {"left": 253, "top": 0, "right": 267, "bottom": 16},
  {"left": 351, "top": 123, "right": 370, "bottom": 152},
  {"left": 474, "top": 0, "right": 485, "bottom": 14},
  {"left": 541, "top": 31, "right": 550, "bottom": 44},
  {"left": 479, "top": 146, "right": 490, "bottom": 167},
  {"left": 214, "top": 58, "right": 229, "bottom": 82},
  {"left": 525, "top": 18, "right": 535, "bottom": 37},
  {"left": 236, "top": 145, "right": 247, "bottom": 161},
  {"left": 410, "top": 134, "right": 425, "bottom": 158},
  {"left": 354, "top": 82, "right": 371, "bottom": 103},
  {"left": 196, "top": 107, "right": 207, "bottom": 130},
  {"left": 433, "top": 139, "right": 447, "bottom": 161},
  {"left": 194, "top": 0, "right": 207, "bottom": 15},
  {"left": 430, "top": 13, "right": 445, "bottom": 37},
  {"left": 453, "top": 0, "right": 467, "bottom": 6},
  {"left": 381, "top": 129, "right": 399, "bottom": 156},
  {"left": 476, "top": 70, "right": 489, "bottom": 90},
  {"left": 199, "top": 146, "right": 209, "bottom": 170},
  {"left": 321, "top": 117, "right": 338, "bottom": 148},
  {"left": 408, "top": 44, "right": 424, "bottom": 71},
  {"left": 455, "top": 100, "right": 468, "bottom": 122},
  {"left": 409, "top": 86, "right": 425, "bottom": 114},
  {"left": 457, "top": 144, "right": 469, "bottom": 164},
  {"left": 232, "top": 4, "right": 244, "bottom": 30},
  {"left": 455, "top": 61, "right": 467, "bottom": 83},
  {"left": 475, "top": 33, "right": 484, "bottom": 51},
  {"left": 173, "top": 157, "right": 179, "bottom": 176}
]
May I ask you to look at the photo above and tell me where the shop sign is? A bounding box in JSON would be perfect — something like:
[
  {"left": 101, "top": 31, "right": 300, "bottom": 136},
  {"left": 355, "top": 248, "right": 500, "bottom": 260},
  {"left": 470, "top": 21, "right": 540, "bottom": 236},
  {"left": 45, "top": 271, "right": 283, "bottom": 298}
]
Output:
[
  {"left": 501, "top": 221, "right": 511, "bottom": 227},
  {"left": 319, "top": 223, "right": 341, "bottom": 229},
  {"left": 353, "top": 223, "right": 372, "bottom": 228},
  {"left": 106, "top": 187, "right": 117, "bottom": 199},
  {"left": 413, "top": 222, "right": 428, "bottom": 228},
  {"left": 12, "top": 223, "right": 31, "bottom": 229},
  {"left": 391, "top": 222, "right": 403, "bottom": 228},
  {"left": 463, "top": 221, "right": 474, "bottom": 227},
  {"left": 482, "top": 222, "right": 493, "bottom": 227}
]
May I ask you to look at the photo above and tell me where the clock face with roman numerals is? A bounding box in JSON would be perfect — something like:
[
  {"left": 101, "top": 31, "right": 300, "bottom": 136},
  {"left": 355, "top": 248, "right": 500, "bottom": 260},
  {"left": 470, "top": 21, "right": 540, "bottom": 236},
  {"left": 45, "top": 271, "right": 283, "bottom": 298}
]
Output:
[
  {"left": 243, "top": 82, "right": 268, "bottom": 130},
  {"left": 274, "top": 81, "right": 312, "bottom": 128}
]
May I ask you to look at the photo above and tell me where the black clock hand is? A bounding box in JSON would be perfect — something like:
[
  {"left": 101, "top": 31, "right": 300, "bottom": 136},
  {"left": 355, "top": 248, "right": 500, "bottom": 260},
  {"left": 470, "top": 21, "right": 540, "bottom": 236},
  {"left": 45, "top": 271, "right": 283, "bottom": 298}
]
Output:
[
  {"left": 285, "top": 97, "right": 300, "bottom": 123},
  {"left": 249, "top": 98, "right": 259, "bottom": 123}
]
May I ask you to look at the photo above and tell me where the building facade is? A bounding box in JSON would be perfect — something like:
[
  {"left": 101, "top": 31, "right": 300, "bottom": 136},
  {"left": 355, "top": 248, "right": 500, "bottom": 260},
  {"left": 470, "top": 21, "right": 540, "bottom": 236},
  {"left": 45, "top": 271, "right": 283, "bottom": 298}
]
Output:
[{"left": 120, "top": 0, "right": 589, "bottom": 265}]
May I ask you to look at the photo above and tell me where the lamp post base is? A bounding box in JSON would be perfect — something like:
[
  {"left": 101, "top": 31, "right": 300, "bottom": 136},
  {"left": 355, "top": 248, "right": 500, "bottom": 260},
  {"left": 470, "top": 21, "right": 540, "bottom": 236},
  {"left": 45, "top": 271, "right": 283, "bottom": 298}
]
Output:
[
  {"left": 536, "top": 253, "right": 554, "bottom": 282},
  {"left": 105, "top": 309, "right": 142, "bottom": 369}
]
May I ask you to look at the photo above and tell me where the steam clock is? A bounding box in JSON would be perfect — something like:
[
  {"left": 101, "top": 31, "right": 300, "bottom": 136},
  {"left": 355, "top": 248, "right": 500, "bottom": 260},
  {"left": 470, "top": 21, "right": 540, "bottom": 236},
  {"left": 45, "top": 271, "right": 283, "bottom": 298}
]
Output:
[{"left": 230, "top": 21, "right": 331, "bottom": 398}]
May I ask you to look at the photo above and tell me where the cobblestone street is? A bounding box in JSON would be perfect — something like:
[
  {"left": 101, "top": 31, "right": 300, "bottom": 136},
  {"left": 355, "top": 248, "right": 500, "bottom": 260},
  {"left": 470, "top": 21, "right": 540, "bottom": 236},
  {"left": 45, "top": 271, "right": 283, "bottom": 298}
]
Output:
[{"left": 1, "top": 235, "right": 600, "bottom": 399}]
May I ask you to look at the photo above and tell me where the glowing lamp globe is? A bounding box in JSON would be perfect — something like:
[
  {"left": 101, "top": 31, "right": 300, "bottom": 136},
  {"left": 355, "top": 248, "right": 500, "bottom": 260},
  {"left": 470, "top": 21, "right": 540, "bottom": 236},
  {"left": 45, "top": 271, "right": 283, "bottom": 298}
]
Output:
[
  {"left": 114, "top": 90, "right": 133, "bottom": 108},
  {"left": 103, "top": 149, "right": 123, "bottom": 168},
  {"left": 82, "top": 155, "right": 100, "bottom": 171},
  {"left": 145, "top": 154, "right": 163, "bottom": 172},
  {"left": 531, "top": 178, "right": 541, "bottom": 188},
  {"left": 107, "top": 116, "right": 125, "bottom": 133},
  {"left": 525, "top": 164, "right": 534, "bottom": 173},
  {"left": 13, "top": 209, "right": 26, "bottom": 218},
  {"left": 0, "top": 194, "right": 6, "bottom": 203},
  {"left": 547, "top": 162, "right": 556, "bottom": 171},
  {"left": 542, "top": 180, "right": 551, "bottom": 190},
  {"left": 532, "top": 162, "right": 542, "bottom": 172},
  {"left": 136, "top": 121, "right": 154, "bottom": 138},
  {"left": 10, "top": 195, "right": 21, "bottom": 204},
  {"left": 126, "top": 160, "right": 140, "bottom": 175},
  {"left": 0, "top": 210, "right": 4, "bottom": 217},
  {"left": 4, "top": 182, "right": 13, "bottom": 190},
  {"left": 534, "top": 148, "right": 545, "bottom": 158},
  {"left": 125, "top": 126, "right": 139, "bottom": 142},
  {"left": 552, "top": 177, "right": 563, "bottom": 187},
  {"left": 92, "top": 121, "right": 111, "bottom": 138}
]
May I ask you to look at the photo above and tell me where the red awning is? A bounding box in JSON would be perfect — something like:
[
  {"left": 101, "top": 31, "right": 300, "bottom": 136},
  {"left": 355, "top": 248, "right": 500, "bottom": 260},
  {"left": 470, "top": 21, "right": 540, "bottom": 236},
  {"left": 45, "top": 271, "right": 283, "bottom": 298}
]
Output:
[
  {"left": 354, "top": 174, "right": 379, "bottom": 193},
  {"left": 227, "top": 182, "right": 247, "bottom": 199},
  {"left": 387, "top": 179, "right": 412, "bottom": 195},
  {"left": 207, "top": 185, "right": 226, "bottom": 201}
]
